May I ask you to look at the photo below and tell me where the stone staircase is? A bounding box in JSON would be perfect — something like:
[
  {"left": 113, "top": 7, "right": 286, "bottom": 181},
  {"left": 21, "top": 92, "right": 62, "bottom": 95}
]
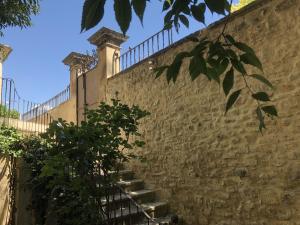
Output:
[{"left": 103, "top": 169, "right": 175, "bottom": 225}]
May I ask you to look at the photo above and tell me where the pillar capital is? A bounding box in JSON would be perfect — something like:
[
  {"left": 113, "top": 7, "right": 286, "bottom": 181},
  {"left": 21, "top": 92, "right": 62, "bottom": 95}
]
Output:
[
  {"left": 0, "top": 44, "right": 12, "bottom": 62},
  {"left": 63, "top": 52, "right": 92, "bottom": 68},
  {"left": 88, "top": 27, "right": 128, "bottom": 49}
]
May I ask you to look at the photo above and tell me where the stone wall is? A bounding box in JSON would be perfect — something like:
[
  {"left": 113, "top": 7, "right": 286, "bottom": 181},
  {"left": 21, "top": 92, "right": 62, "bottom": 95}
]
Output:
[
  {"left": 0, "top": 156, "right": 10, "bottom": 225},
  {"left": 106, "top": 0, "right": 300, "bottom": 224},
  {"left": 47, "top": 98, "right": 76, "bottom": 123}
]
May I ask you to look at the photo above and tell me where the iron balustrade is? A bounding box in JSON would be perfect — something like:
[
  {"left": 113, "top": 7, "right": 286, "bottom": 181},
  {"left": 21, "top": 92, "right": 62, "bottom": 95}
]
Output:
[
  {"left": 0, "top": 77, "right": 54, "bottom": 134},
  {"left": 113, "top": 27, "right": 175, "bottom": 75},
  {"left": 65, "top": 164, "right": 160, "bottom": 225},
  {"left": 22, "top": 85, "right": 70, "bottom": 121}
]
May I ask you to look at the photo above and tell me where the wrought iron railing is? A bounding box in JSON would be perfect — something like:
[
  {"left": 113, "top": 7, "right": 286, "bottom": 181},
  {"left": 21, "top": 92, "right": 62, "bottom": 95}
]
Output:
[
  {"left": 104, "top": 184, "right": 158, "bottom": 225},
  {"left": 22, "top": 85, "right": 70, "bottom": 121},
  {"left": 65, "top": 165, "right": 159, "bottom": 225},
  {"left": 0, "top": 77, "right": 54, "bottom": 134},
  {"left": 113, "top": 27, "right": 175, "bottom": 75}
]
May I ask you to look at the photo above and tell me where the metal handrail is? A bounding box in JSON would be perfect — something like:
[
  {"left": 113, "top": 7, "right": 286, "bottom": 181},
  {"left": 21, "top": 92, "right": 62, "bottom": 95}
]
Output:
[
  {"left": 22, "top": 85, "right": 70, "bottom": 120},
  {"left": 114, "top": 184, "right": 158, "bottom": 225},
  {"left": 0, "top": 77, "right": 54, "bottom": 134},
  {"left": 113, "top": 27, "right": 175, "bottom": 75}
]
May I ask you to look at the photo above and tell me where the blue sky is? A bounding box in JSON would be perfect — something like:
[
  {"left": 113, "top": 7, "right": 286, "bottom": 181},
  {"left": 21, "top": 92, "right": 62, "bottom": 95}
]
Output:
[{"left": 0, "top": 0, "right": 225, "bottom": 103}]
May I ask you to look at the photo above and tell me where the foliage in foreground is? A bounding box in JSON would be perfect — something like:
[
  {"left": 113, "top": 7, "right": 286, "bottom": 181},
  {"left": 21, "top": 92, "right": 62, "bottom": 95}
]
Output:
[
  {"left": 20, "top": 99, "right": 149, "bottom": 225},
  {"left": 0, "top": 0, "right": 40, "bottom": 35},
  {"left": 0, "top": 104, "right": 20, "bottom": 119},
  {"left": 81, "top": 0, "right": 278, "bottom": 132},
  {"left": 0, "top": 125, "right": 22, "bottom": 157}
]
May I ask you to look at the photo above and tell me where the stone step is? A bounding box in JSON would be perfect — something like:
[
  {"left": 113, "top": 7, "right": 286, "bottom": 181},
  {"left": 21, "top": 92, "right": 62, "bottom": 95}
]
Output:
[
  {"left": 136, "top": 215, "right": 172, "bottom": 225},
  {"left": 129, "top": 189, "right": 156, "bottom": 204},
  {"left": 102, "top": 189, "right": 156, "bottom": 206},
  {"left": 108, "top": 169, "right": 135, "bottom": 180},
  {"left": 107, "top": 202, "right": 170, "bottom": 224},
  {"left": 117, "top": 179, "right": 144, "bottom": 192},
  {"left": 142, "top": 202, "right": 169, "bottom": 218}
]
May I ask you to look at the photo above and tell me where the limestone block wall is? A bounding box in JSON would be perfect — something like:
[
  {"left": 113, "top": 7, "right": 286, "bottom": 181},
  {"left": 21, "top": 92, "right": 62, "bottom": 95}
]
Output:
[{"left": 106, "top": 0, "right": 300, "bottom": 224}]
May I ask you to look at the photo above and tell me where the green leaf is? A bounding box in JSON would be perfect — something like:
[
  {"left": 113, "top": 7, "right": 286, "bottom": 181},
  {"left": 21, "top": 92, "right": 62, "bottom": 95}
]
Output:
[
  {"left": 225, "top": 49, "right": 238, "bottom": 59},
  {"left": 114, "top": 0, "right": 132, "bottom": 34},
  {"left": 191, "top": 3, "right": 206, "bottom": 23},
  {"left": 234, "top": 42, "right": 255, "bottom": 55},
  {"left": 256, "top": 107, "right": 266, "bottom": 132},
  {"left": 166, "top": 52, "right": 189, "bottom": 83},
  {"left": 225, "top": 89, "right": 241, "bottom": 114},
  {"left": 166, "top": 60, "right": 182, "bottom": 83},
  {"left": 223, "top": 68, "right": 234, "bottom": 96},
  {"left": 132, "top": 0, "right": 147, "bottom": 24},
  {"left": 240, "top": 53, "right": 263, "bottom": 71},
  {"left": 261, "top": 105, "right": 278, "bottom": 117},
  {"left": 154, "top": 66, "right": 168, "bottom": 79},
  {"left": 206, "top": 67, "right": 219, "bottom": 83},
  {"left": 252, "top": 92, "right": 270, "bottom": 101},
  {"left": 179, "top": 14, "right": 189, "bottom": 28},
  {"left": 81, "top": 0, "right": 106, "bottom": 32},
  {"left": 190, "top": 39, "right": 209, "bottom": 55},
  {"left": 189, "top": 55, "right": 206, "bottom": 81},
  {"left": 204, "top": 0, "right": 227, "bottom": 15},
  {"left": 224, "top": 34, "right": 235, "bottom": 44},
  {"left": 216, "top": 58, "right": 229, "bottom": 76},
  {"left": 231, "top": 58, "right": 246, "bottom": 74},
  {"left": 163, "top": 0, "right": 173, "bottom": 11},
  {"left": 249, "top": 74, "right": 274, "bottom": 89},
  {"left": 164, "top": 10, "right": 173, "bottom": 26}
]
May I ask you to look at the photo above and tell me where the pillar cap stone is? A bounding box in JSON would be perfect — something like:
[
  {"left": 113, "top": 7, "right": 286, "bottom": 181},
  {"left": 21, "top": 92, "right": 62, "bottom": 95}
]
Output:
[
  {"left": 63, "top": 52, "right": 92, "bottom": 66},
  {"left": 0, "top": 44, "right": 12, "bottom": 62},
  {"left": 88, "top": 27, "right": 128, "bottom": 48}
]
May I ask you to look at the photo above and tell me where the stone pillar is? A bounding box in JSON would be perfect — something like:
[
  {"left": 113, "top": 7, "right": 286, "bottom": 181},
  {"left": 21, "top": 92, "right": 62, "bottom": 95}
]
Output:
[
  {"left": 63, "top": 52, "right": 91, "bottom": 100},
  {"left": 88, "top": 27, "right": 128, "bottom": 78},
  {"left": 63, "top": 52, "right": 91, "bottom": 124},
  {"left": 0, "top": 44, "right": 12, "bottom": 104}
]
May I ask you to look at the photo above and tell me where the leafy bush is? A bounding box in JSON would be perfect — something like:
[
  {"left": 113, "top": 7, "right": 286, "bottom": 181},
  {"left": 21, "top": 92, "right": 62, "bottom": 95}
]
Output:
[
  {"left": 0, "top": 125, "right": 22, "bottom": 157},
  {"left": 22, "top": 99, "right": 149, "bottom": 225},
  {"left": 0, "top": 104, "right": 20, "bottom": 119}
]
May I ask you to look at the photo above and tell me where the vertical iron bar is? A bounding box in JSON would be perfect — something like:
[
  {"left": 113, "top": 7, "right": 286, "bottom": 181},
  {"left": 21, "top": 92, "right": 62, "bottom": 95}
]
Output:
[
  {"left": 129, "top": 200, "right": 132, "bottom": 225},
  {"left": 21, "top": 100, "right": 25, "bottom": 132},
  {"left": 134, "top": 48, "right": 136, "bottom": 64},
  {"left": 34, "top": 103, "right": 38, "bottom": 134},
  {"left": 4, "top": 79, "right": 8, "bottom": 124},
  {"left": 163, "top": 30, "right": 165, "bottom": 48},
  {"left": 157, "top": 34, "right": 160, "bottom": 51},
  {"left": 147, "top": 40, "right": 150, "bottom": 57},
  {"left": 7, "top": 80, "right": 12, "bottom": 127},
  {"left": 142, "top": 42, "right": 145, "bottom": 59},
  {"left": 138, "top": 45, "right": 141, "bottom": 62},
  {"left": 120, "top": 188, "right": 123, "bottom": 225},
  {"left": 130, "top": 49, "right": 132, "bottom": 67},
  {"left": 152, "top": 36, "right": 154, "bottom": 54}
]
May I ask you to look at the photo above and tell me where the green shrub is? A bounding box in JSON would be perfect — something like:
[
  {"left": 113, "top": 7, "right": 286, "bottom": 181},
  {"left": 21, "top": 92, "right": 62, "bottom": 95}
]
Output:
[
  {"left": 0, "top": 104, "right": 20, "bottom": 119},
  {"left": 0, "top": 125, "right": 22, "bottom": 157},
  {"left": 22, "top": 99, "right": 149, "bottom": 225}
]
